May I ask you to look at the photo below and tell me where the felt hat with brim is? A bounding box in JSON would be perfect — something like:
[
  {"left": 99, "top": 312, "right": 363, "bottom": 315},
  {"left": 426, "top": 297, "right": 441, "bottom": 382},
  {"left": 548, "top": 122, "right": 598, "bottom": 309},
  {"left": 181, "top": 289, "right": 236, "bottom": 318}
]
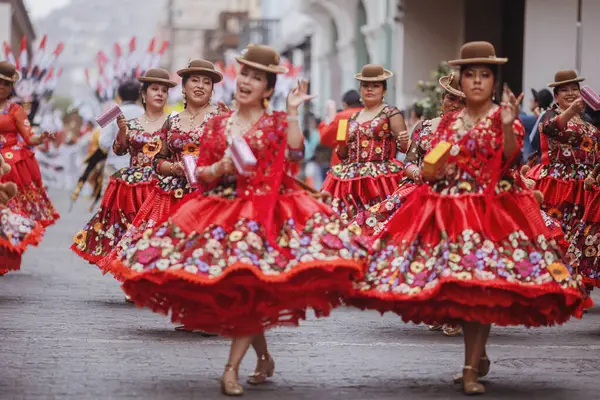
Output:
[
  {"left": 548, "top": 70, "right": 585, "bottom": 88},
  {"left": 177, "top": 59, "right": 223, "bottom": 83},
  {"left": 439, "top": 73, "right": 465, "bottom": 98},
  {"left": 0, "top": 61, "right": 19, "bottom": 83},
  {"left": 236, "top": 44, "right": 288, "bottom": 74},
  {"left": 448, "top": 41, "right": 507, "bottom": 66},
  {"left": 354, "top": 64, "right": 393, "bottom": 82},
  {"left": 138, "top": 68, "right": 177, "bottom": 88}
]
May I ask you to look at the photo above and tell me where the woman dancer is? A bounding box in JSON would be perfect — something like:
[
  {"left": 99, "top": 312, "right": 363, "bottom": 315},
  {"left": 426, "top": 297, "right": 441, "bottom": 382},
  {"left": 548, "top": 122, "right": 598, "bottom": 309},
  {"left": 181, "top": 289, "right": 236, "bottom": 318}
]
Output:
[
  {"left": 349, "top": 42, "right": 590, "bottom": 395},
  {"left": 98, "top": 60, "right": 228, "bottom": 272},
  {"left": 0, "top": 154, "right": 44, "bottom": 275},
  {"left": 322, "top": 64, "right": 409, "bottom": 224},
  {"left": 0, "top": 61, "right": 59, "bottom": 227},
  {"left": 72, "top": 69, "right": 176, "bottom": 264},
  {"left": 355, "top": 74, "right": 465, "bottom": 237},
  {"left": 525, "top": 70, "right": 600, "bottom": 288},
  {"left": 109, "top": 44, "right": 367, "bottom": 396}
]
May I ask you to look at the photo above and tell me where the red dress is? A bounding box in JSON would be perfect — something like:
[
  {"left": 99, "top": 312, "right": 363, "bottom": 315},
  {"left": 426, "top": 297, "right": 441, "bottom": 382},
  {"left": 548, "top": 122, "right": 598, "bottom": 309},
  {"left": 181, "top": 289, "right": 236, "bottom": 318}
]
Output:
[
  {"left": 322, "top": 105, "right": 405, "bottom": 224},
  {"left": 108, "top": 111, "right": 368, "bottom": 336},
  {"left": 527, "top": 105, "right": 600, "bottom": 287},
  {"left": 349, "top": 107, "right": 590, "bottom": 327},
  {"left": 0, "top": 206, "right": 44, "bottom": 274},
  {"left": 0, "top": 101, "right": 59, "bottom": 226},
  {"left": 71, "top": 118, "right": 163, "bottom": 264},
  {"left": 353, "top": 118, "right": 438, "bottom": 236},
  {"left": 98, "top": 107, "right": 227, "bottom": 273}
]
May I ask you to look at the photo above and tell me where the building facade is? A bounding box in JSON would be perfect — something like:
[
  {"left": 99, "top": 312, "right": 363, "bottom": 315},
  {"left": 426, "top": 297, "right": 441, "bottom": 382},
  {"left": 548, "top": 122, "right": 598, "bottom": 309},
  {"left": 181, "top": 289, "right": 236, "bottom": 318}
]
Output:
[
  {"left": 269, "top": 0, "right": 599, "bottom": 117},
  {"left": 0, "top": 0, "right": 36, "bottom": 59}
]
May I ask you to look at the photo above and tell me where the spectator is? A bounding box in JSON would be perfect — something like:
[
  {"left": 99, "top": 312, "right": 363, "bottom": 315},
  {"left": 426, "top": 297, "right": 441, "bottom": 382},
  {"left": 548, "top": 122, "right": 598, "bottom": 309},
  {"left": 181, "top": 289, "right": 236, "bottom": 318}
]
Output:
[
  {"left": 318, "top": 90, "right": 363, "bottom": 166},
  {"left": 303, "top": 114, "right": 325, "bottom": 189},
  {"left": 527, "top": 88, "right": 554, "bottom": 158},
  {"left": 407, "top": 103, "right": 425, "bottom": 133}
]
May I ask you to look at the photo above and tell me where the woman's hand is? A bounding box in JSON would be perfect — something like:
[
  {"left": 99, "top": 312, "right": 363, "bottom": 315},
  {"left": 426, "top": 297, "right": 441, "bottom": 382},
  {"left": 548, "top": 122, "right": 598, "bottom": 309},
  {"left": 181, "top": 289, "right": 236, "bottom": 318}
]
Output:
[
  {"left": 116, "top": 115, "right": 128, "bottom": 133},
  {"left": 405, "top": 164, "right": 422, "bottom": 183},
  {"left": 501, "top": 84, "right": 524, "bottom": 126},
  {"left": 218, "top": 156, "right": 236, "bottom": 176},
  {"left": 286, "top": 79, "right": 317, "bottom": 112},
  {"left": 171, "top": 162, "right": 185, "bottom": 177}
]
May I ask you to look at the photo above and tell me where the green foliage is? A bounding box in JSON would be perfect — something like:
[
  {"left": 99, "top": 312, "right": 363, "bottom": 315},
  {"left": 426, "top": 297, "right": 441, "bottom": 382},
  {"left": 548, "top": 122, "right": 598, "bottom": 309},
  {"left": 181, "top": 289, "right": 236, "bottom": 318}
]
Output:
[{"left": 414, "top": 62, "right": 454, "bottom": 119}]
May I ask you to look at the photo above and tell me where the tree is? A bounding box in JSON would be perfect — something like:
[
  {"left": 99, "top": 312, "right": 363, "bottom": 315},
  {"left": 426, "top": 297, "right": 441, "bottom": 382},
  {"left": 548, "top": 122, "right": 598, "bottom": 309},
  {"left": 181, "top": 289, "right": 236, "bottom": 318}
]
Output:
[{"left": 415, "top": 62, "right": 455, "bottom": 119}]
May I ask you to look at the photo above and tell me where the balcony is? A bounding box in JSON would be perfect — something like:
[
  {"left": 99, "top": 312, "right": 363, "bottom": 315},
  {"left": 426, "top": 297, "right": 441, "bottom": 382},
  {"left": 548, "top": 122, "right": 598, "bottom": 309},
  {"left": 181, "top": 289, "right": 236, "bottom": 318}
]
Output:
[
  {"left": 238, "top": 19, "right": 279, "bottom": 50},
  {"left": 204, "top": 11, "right": 249, "bottom": 62}
]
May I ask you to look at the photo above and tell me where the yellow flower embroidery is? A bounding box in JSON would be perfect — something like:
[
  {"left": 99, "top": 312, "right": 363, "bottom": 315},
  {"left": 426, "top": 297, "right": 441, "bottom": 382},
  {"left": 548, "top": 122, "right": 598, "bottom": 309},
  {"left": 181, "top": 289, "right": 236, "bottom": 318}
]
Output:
[{"left": 229, "top": 230, "right": 243, "bottom": 242}]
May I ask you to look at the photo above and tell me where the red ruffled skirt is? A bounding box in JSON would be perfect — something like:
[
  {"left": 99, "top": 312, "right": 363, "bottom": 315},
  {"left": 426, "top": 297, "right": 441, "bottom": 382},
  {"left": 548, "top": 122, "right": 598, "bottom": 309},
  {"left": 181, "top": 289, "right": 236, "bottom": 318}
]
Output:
[
  {"left": 97, "top": 175, "right": 196, "bottom": 273},
  {"left": 528, "top": 164, "right": 600, "bottom": 288},
  {"left": 108, "top": 185, "right": 368, "bottom": 336},
  {"left": 1, "top": 148, "right": 59, "bottom": 227},
  {"left": 351, "top": 178, "right": 417, "bottom": 237},
  {"left": 348, "top": 185, "right": 591, "bottom": 327},
  {"left": 322, "top": 160, "right": 404, "bottom": 224},
  {"left": 0, "top": 207, "right": 44, "bottom": 274},
  {"left": 71, "top": 167, "right": 156, "bottom": 264}
]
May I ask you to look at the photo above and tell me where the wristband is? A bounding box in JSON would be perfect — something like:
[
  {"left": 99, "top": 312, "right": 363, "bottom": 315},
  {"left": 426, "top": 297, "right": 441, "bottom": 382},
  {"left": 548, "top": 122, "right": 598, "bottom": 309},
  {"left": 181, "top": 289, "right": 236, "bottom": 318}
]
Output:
[{"left": 287, "top": 115, "right": 299, "bottom": 121}]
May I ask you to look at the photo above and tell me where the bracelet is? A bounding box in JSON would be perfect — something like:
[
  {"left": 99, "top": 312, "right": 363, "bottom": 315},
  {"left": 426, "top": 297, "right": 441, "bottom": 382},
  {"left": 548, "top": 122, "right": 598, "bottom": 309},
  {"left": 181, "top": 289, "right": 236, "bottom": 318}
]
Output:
[
  {"left": 287, "top": 115, "right": 299, "bottom": 121},
  {"left": 169, "top": 162, "right": 175, "bottom": 175},
  {"left": 209, "top": 163, "right": 218, "bottom": 177}
]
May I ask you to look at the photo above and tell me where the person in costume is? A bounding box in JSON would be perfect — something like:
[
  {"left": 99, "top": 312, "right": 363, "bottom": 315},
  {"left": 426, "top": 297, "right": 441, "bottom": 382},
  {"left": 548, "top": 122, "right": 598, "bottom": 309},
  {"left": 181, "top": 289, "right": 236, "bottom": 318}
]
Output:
[
  {"left": 71, "top": 69, "right": 176, "bottom": 264},
  {"left": 98, "top": 60, "right": 228, "bottom": 274},
  {"left": 0, "top": 154, "right": 44, "bottom": 276},
  {"left": 108, "top": 44, "right": 368, "bottom": 396},
  {"left": 321, "top": 65, "right": 409, "bottom": 224},
  {"left": 0, "top": 61, "right": 59, "bottom": 227},
  {"left": 354, "top": 74, "right": 466, "bottom": 238},
  {"left": 524, "top": 70, "right": 600, "bottom": 289},
  {"left": 348, "top": 42, "right": 591, "bottom": 395}
]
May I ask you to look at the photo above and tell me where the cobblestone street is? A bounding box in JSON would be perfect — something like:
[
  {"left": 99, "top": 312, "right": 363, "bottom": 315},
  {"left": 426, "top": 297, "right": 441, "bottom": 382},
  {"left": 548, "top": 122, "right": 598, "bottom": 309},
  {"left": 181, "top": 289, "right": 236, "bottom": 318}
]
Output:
[{"left": 1, "top": 190, "right": 599, "bottom": 399}]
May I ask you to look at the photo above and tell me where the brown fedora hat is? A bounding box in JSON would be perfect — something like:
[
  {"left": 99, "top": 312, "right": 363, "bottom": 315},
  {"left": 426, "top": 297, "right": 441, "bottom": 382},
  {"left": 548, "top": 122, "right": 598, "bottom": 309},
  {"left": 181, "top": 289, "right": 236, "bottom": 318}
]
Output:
[
  {"left": 138, "top": 68, "right": 177, "bottom": 88},
  {"left": 236, "top": 44, "right": 288, "bottom": 74},
  {"left": 548, "top": 69, "right": 585, "bottom": 88},
  {"left": 438, "top": 73, "right": 465, "bottom": 98},
  {"left": 0, "top": 61, "right": 20, "bottom": 83},
  {"left": 354, "top": 64, "right": 393, "bottom": 82},
  {"left": 177, "top": 59, "right": 223, "bottom": 83},
  {"left": 448, "top": 41, "right": 507, "bottom": 66}
]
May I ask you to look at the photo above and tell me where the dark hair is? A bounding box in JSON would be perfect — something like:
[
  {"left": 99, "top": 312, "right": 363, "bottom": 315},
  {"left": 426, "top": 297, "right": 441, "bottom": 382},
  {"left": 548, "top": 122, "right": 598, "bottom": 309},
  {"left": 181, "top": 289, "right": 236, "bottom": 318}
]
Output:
[
  {"left": 342, "top": 90, "right": 362, "bottom": 107},
  {"left": 535, "top": 88, "right": 553, "bottom": 109},
  {"left": 118, "top": 80, "right": 141, "bottom": 103},
  {"left": 359, "top": 80, "right": 388, "bottom": 91},
  {"left": 552, "top": 82, "right": 580, "bottom": 96},
  {"left": 412, "top": 103, "right": 424, "bottom": 118}
]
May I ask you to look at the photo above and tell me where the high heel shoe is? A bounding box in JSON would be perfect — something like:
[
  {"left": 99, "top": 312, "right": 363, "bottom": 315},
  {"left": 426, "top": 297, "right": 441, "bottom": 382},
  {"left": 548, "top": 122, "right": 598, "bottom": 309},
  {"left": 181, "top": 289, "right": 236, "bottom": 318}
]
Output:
[
  {"left": 453, "top": 356, "right": 491, "bottom": 383},
  {"left": 247, "top": 354, "right": 275, "bottom": 385},
  {"left": 462, "top": 366, "right": 485, "bottom": 396},
  {"left": 220, "top": 364, "right": 244, "bottom": 396}
]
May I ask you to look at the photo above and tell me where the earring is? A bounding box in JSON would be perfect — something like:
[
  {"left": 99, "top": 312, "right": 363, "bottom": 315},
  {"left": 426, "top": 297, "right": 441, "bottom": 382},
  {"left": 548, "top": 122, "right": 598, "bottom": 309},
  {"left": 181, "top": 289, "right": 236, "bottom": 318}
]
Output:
[{"left": 263, "top": 98, "right": 270, "bottom": 109}]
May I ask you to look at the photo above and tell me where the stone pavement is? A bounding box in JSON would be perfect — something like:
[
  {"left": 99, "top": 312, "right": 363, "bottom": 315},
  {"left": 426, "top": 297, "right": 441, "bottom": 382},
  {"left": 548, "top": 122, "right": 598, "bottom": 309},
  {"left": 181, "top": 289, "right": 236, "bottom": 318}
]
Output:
[{"left": 0, "top": 189, "right": 599, "bottom": 399}]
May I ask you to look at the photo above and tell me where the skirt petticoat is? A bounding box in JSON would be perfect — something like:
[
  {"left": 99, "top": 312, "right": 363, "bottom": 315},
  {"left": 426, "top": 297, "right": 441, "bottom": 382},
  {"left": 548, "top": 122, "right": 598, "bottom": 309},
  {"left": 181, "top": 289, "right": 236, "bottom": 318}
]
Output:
[
  {"left": 0, "top": 207, "right": 44, "bottom": 273},
  {"left": 109, "top": 185, "right": 368, "bottom": 336}
]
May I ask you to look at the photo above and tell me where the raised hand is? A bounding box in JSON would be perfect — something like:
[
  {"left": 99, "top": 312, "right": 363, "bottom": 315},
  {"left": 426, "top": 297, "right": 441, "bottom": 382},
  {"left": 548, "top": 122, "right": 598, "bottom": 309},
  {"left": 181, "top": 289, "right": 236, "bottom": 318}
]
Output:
[
  {"left": 500, "top": 84, "right": 524, "bottom": 126},
  {"left": 286, "top": 79, "right": 317, "bottom": 112}
]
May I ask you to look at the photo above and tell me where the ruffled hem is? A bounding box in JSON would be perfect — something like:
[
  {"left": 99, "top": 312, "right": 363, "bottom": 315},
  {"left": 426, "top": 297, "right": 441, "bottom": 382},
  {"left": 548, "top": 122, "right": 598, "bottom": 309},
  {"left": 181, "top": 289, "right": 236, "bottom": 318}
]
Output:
[
  {"left": 348, "top": 276, "right": 592, "bottom": 327},
  {"left": 0, "top": 252, "right": 22, "bottom": 272},
  {"left": 71, "top": 179, "right": 155, "bottom": 264},
  {"left": 583, "top": 277, "right": 600, "bottom": 290},
  {"left": 527, "top": 165, "right": 589, "bottom": 207},
  {"left": 116, "top": 259, "right": 364, "bottom": 336},
  {"left": 0, "top": 220, "right": 44, "bottom": 255}
]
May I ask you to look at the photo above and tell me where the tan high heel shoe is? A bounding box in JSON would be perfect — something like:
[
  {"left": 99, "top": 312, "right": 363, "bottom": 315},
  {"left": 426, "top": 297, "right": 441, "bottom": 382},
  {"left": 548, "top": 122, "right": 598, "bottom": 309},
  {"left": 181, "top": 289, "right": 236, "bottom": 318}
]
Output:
[
  {"left": 247, "top": 354, "right": 275, "bottom": 385},
  {"left": 220, "top": 364, "right": 244, "bottom": 396},
  {"left": 462, "top": 366, "right": 485, "bottom": 396},
  {"left": 453, "top": 356, "right": 491, "bottom": 383}
]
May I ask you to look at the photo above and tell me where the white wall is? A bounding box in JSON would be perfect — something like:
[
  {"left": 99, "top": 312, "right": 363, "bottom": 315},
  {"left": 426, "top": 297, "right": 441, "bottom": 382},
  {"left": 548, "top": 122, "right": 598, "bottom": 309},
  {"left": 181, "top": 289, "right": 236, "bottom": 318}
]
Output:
[
  {"left": 400, "top": 0, "right": 465, "bottom": 108},
  {"left": 581, "top": 0, "right": 600, "bottom": 93},
  {"left": 523, "top": 0, "right": 578, "bottom": 105},
  {"left": 0, "top": 4, "right": 12, "bottom": 54}
]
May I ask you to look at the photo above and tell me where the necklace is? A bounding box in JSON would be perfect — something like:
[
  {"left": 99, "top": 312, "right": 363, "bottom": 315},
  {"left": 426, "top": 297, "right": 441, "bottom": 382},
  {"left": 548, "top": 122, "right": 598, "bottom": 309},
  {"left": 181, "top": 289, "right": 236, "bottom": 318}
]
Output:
[
  {"left": 187, "top": 103, "right": 209, "bottom": 121},
  {"left": 144, "top": 113, "right": 163, "bottom": 124},
  {"left": 226, "top": 110, "right": 263, "bottom": 142}
]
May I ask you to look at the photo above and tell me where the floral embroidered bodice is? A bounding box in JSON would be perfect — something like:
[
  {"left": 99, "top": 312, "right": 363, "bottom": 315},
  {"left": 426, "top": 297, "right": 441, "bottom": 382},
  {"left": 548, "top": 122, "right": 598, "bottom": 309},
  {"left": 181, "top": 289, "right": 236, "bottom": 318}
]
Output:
[
  {"left": 539, "top": 104, "right": 600, "bottom": 179},
  {"left": 429, "top": 107, "right": 525, "bottom": 195},
  {"left": 0, "top": 101, "right": 36, "bottom": 149},
  {"left": 115, "top": 118, "right": 165, "bottom": 168},
  {"left": 345, "top": 105, "right": 402, "bottom": 164}
]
